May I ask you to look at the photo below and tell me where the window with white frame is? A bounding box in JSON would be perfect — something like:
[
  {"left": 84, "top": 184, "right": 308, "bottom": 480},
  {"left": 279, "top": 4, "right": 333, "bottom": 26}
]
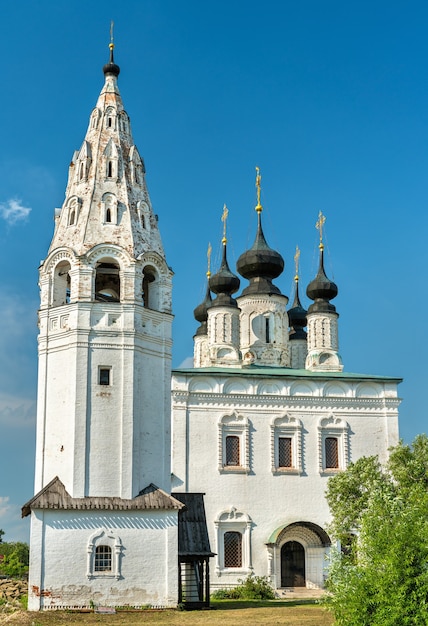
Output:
[
  {"left": 95, "top": 545, "right": 112, "bottom": 572},
  {"left": 318, "top": 415, "right": 349, "bottom": 473},
  {"left": 218, "top": 413, "right": 250, "bottom": 473},
  {"left": 270, "top": 415, "right": 302, "bottom": 474},
  {"left": 87, "top": 530, "right": 122, "bottom": 579},
  {"left": 214, "top": 508, "right": 252, "bottom": 575}
]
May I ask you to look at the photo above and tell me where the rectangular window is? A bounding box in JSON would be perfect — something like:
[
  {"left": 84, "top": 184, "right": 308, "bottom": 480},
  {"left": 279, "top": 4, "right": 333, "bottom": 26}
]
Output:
[
  {"left": 99, "top": 367, "right": 111, "bottom": 386},
  {"left": 226, "top": 435, "right": 240, "bottom": 466},
  {"left": 325, "top": 437, "right": 339, "bottom": 469},
  {"left": 278, "top": 437, "right": 292, "bottom": 468},
  {"left": 224, "top": 531, "right": 242, "bottom": 568}
]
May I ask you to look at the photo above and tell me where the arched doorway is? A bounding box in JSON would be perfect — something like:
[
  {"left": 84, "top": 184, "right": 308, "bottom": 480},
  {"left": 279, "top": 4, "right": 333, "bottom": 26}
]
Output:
[{"left": 281, "top": 541, "right": 305, "bottom": 587}]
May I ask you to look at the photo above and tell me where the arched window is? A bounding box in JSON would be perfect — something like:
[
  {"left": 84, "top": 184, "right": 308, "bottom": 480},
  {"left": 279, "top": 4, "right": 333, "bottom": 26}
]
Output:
[
  {"left": 79, "top": 162, "right": 84, "bottom": 180},
  {"left": 102, "top": 193, "right": 117, "bottom": 225},
  {"left": 52, "top": 261, "right": 72, "bottom": 306},
  {"left": 142, "top": 267, "right": 157, "bottom": 309},
  {"left": 69, "top": 210, "right": 75, "bottom": 226},
  {"left": 95, "top": 545, "right": 112, "bottom": 572},
  {"left": 224, "top": 532, "right": 242, "bottom": 568},
  {"left": 87, "top": 530, "right": 123, "bottom": 580},
  {"left": 107, "top": 161, "right": 113, "bottom": 178},
  {"left": 95, "top": 261, "right": 120, "bottom": 302}
]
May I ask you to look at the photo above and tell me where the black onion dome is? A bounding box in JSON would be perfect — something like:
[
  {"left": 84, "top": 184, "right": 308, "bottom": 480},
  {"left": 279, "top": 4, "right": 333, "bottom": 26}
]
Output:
[
  {"left": 306, "top": 246, "right": 338, "bottom": 313},
  {"left": 193, "top": 283, "right": 212, "bottom": 336},
  {"left": 209, "top": 244, "right": 240, "bottom": 307},
  {"left": 237, "top": 212, "right": 284, "bottom": 296},
  {"left": 103, "top": 44, "right": 120, "bottom": 77},
  {"left": 288, "top": 280, "right": 307, "bottom": 340}
]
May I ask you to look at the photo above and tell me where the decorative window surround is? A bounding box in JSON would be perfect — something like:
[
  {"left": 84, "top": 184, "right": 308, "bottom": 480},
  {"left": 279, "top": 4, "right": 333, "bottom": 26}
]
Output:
[
  {"left": 87, "top": 529, "right": 123, "bottom": 580},
  {"left": 66, "top": 196, "right": 82, "bottom": 227},
  {"left": 218, "top": 413, "right": 250, "bottom": 473},
  {"left": 318, "top": 415, "right": 349, "bottom": 474},
  {"left": 270, "top": 415, "right": 302, "bottom": 474},
  {"left": 101, "top": 193, "right": 118, "bottom": 225},
  {"left": 214, "top": 508, "right": 253, "bottom": 576}
]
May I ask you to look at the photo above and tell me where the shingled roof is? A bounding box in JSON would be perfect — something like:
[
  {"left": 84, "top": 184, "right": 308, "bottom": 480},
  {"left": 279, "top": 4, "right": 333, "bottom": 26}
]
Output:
[
  {"left": 173, "top": 492, "right": 215, "bottom": 558},
  {"left": 22, "top": 477, "right": 185, "bottom": 517}
]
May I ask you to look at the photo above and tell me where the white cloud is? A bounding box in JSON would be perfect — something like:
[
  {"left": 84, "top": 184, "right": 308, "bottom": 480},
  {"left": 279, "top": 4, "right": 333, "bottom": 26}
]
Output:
[
  {"left": 0, "top": 393, "right": 36, "bottom": 428},
  {"left": 178, "top": 356, "right": 194, "bottom": 368},
  {"left": 0, "top": 198, "right": 31, "bottom": 224},
  {"left": 0, "top": 496, "right": 11, "bottom": 519}
]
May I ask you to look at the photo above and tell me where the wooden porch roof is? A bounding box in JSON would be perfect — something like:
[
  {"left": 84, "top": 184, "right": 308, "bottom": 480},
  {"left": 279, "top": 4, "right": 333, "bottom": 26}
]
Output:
[{"left": 22, "top": 477, "right": 185, "bottom": 517}]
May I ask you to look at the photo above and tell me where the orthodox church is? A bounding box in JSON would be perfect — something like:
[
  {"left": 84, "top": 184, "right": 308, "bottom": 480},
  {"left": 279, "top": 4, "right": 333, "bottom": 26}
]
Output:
[{"left": 22, "top": 43, "right": 401, "bottom": 610}]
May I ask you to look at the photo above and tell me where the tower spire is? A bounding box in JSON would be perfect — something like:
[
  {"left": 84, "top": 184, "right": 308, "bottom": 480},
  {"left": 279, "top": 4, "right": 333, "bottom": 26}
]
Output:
[
  {"left": 103, "top": 21, "right": 120, "bottom": 77},
  {"left": 305, "top": 213, "right": 342, "bottom": 371}
]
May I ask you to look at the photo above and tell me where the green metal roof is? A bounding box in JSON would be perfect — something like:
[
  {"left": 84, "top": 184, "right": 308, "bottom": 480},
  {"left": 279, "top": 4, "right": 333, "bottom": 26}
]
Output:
[{"left": 173, "top": 365, "right": 402, "bottom": 384}]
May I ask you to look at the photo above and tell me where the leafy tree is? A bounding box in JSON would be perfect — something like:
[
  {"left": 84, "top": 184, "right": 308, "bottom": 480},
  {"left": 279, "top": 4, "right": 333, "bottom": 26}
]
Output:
[
  {"left": 0, "top": 539, "right": 29, "bottom": 578},
  {"left": 0, "top": 529, "right": 4, "bottom": 543},
  {"left": 324, "top": 435, "right": 428, "bottom": 626}
]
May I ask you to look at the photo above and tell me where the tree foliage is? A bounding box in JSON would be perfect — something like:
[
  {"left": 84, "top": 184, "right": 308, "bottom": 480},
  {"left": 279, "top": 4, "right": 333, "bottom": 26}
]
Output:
[
  {"left": 324, "top": 435, "right": 428, "bottom": 626},
  {"left": 0, "top": 533, "right": 29, "bottom": 578}
]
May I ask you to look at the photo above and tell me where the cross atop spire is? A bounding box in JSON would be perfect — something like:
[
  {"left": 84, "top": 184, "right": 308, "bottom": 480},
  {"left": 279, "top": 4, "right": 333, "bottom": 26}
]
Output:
[
  {"left": 316, "top": 211, "right": 326, "bottom": 250},
  {"left": 207, "top": 242, "right": 212, "bottom": 278},
  {"left": 221, "top": 204, "right": 229, "bottom": 244},
  {"left": 103, "top": 21, "right": 120, "bottom": 77},
  {"left": 255, "top": 166, "right": 263, "bottom": 213},
  {"left": 294, "top": 245, "right": 300, "bottom": 282}
]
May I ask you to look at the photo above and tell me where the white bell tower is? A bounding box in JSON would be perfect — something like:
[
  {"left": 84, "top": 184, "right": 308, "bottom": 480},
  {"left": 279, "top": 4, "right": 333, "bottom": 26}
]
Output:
[{"left": 35, "top": 44, "right": 173, "bottom": 500}]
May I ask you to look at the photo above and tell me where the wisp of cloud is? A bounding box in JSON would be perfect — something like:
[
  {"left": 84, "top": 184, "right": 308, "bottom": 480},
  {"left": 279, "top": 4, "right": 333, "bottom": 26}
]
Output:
[{"left": 0, "top": 198, "right": 31, "bottom": 224}]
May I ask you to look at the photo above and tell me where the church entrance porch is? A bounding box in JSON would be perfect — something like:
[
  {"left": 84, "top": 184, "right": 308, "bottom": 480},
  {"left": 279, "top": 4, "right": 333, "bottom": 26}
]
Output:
[
  {"left": 281, "top": 540, "right": 305, "bottom": 587},
  {"left": 266, "top": 521, "right": 331, "bottom": 590}
]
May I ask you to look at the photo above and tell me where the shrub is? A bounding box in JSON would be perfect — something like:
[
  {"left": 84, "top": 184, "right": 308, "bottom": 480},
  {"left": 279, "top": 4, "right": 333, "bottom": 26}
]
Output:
[{"left": 212, "top": 573, "right": 275, "bottom": 600}]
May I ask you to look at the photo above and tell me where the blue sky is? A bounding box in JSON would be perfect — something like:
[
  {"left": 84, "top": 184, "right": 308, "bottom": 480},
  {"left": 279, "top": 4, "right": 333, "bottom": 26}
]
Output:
[{"left": 1, "top": 0, "right": 427, "bottom": 541}]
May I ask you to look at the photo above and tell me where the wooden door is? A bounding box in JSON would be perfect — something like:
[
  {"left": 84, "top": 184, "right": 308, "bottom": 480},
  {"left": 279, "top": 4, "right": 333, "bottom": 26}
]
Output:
[{"left": 281, "top": 541, "right": 305, "bottom": 587}]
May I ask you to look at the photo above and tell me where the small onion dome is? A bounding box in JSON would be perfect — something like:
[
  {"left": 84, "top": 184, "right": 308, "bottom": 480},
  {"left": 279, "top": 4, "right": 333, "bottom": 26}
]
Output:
[
  {"left": 306, "top": 245, "right": 338, "bottom": 313},
  {"left": 209, "top": 243, "right": 240, "bottom": 307},
  {"left": 193, "top": 283, "right": 212, "bottom": 336},
  {"left": 288, "top": 280, "right": 307, "bottom": 340},
  {"left": 103, "top": 43, "right": 120, "bottom": 78},
  {"left": 237, "top": 212, "right": 284, "bottom": 296}
]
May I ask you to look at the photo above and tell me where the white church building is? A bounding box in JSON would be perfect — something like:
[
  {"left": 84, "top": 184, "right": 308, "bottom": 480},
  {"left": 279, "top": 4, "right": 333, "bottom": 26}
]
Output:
[{"left": 22, "top": 43, "right": 401, "bottom": 609}]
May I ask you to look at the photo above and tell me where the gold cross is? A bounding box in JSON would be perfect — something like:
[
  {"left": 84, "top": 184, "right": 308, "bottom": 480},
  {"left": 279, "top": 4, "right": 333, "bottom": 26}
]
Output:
[
  {"left": 207, "top": 242, "right": 212, "bottom": 278},
  {"left": 221, "top": 204, "right": 229, "bottom": 243},
  {"left": 255, "top": 166, "right": 262, "bottom": 212},
  {"left": 294, "top": 245, "right": 300, "bottom": 282},
  {"left": 316, "top": 211, "right": 326, "bottom": 244}
]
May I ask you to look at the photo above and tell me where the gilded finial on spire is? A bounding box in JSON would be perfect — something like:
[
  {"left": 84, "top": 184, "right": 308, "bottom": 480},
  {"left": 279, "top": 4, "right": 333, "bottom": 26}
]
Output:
[
  {"left": 207, "top": 242, "right": 212, "bottom": 278},
  {"left": 221, "top": 204, "right": 229, "bottom": 244},
  {"left": 294, "top": 245, "right": 300, "bottom": 282},
  {"left": 316, "top": 211, "right": 326, "bottom": 250},
  {"left": 255, "top": 166, "right": 263, "bottom": 213}
]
